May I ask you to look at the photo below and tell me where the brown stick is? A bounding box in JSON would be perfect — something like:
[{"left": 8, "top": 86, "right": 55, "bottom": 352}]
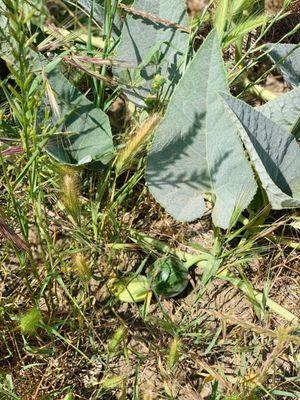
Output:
[
  {"left": 0, "top": 217, "right": 29, "bottom": 252},
  {"left": 63, "top": 57, "right": 118, "bottom": 87},
  {"left": 119, "top": 3, "right": 190, "bottom": 33},
  {"left": 69, "top": 56, "right": 136, "bottom": 69}
]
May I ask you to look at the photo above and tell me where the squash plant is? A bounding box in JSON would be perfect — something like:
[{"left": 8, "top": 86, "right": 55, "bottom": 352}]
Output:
[
  {"left": 143, "top": 33, "right": 299, "bottom": 302},
  {"left": 146, "top": 30, "right": 300, "bottom": 229},
  {"left": 262, "top": 42, "right": 300, "bottom": 139},
  {"left": 1, "top": 0, "right": 299, "bottom": 305},
  {"left": 146, "top": 30, "right": 257, "bottom": 229}
]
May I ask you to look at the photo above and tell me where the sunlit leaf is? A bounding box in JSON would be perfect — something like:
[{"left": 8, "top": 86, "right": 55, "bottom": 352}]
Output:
[
  {"left": 146, "top": 30, "right": 257, "bottom": 228},
  {"left": 259, "top": 87, "right": 300, "bottom": 139},
  {"left": 44, "top": 68, "right": 115, "bottom": 166}
]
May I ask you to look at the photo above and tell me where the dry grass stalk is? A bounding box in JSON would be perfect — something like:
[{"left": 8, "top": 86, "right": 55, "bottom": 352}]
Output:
[{"left": 119, "top": 3, "right": 191, "bottom": 33}]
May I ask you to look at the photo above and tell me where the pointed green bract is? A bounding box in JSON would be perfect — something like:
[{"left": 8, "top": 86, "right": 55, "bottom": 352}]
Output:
[
  {"left": 114, "top": 0, "right": 189, "bottom": 107},
  {"left": 146, "top": 31, "right": 257, "bottom": 229},
  {"left": 265, "top": 43, "right": 300, "bottom": 88},
  {"left": 222, "top": 93, "right": 300, "bottom": 209},
  {"left": 259, "top": 87, "right": 300, "bottom": 139}
]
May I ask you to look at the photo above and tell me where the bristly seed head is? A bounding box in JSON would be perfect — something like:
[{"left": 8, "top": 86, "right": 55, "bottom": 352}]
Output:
[
  {"left": 115, "top": 113, "right": 160, "bottom": 176},
  {"left": 167, "top": 336, "right": 181, "bottom": 371},
  {"left": 73, "top": 252, "right": 92, "bottom": 282},
  {"left": 19, "top": 307, "right": 42, "bottom": 335},
  {"left": 60, "top": 167, "right": 81, "bottom": 221}
]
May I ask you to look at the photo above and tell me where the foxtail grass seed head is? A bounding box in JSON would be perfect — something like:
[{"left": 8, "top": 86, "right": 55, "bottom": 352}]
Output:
[
  {"left": 143, "top": 390, "right": 154, "bottom": 400},
  {"left": 72, "top": 253, "right": 92, "bottom": 282},
  {"left": 108, "top": 326, "right": 126, "bottom": 353},
  {"left": 101, "top": 375, "right": 124, "bottom": 390},
  {"left": 44, "top": 74, "right": 60, "bottom": 121},
  {"left": 167, "top": 336, "right": 181, "bottom": 371},
  {"left": 60, "top": 168, "right": 81, "bottom": 219},
  {"left": 19, "top": 307, "right": 42, "bottom": 335},
  {"left": 115, "top": 113, "right": 160, "bottom": 175}
]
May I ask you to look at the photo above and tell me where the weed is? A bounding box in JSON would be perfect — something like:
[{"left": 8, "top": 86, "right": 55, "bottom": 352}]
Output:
[{"left": 0, "top": 0, "right": 299, "bottom": 398}]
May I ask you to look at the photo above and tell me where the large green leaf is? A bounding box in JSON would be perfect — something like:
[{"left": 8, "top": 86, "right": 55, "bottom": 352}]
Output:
[
  {"left": 114, "top": 0, "right": 189, "bottom": 107},
  {"left": 265, "top": 43, "right": 300, "bottom": 87},
  {"left": 259, "top": 87, "right": 300, "bottom": 139},
  {"left": 44, "top": 68, "right": 115, "bottom": 166},
  {"left": 146, "top": 31, "right": 257, "bottom": 229},
  {"left": 0, "top": 0, "right": 115, "bottom": 167},
  {"left": 222, "top": 93, "right": 300, "bottom": 209}
]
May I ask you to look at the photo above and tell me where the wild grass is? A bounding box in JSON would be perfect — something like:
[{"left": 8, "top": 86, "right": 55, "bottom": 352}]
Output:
[{"left": 0, "top": 0, "right": 299, "bottom": 399}]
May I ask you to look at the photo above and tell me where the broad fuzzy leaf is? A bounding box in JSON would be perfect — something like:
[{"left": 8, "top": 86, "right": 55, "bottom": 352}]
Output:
[
  {"left": 265, "top": 43, "right": 300, "bottom": 87},
  {"left": 45, "top": 69, "right": 115, "bottom": 166},
  {"left": 222, "top": 93, "right": 300, "bottom": 209},
  {"left": 69, "top": 0, "right": 104, "bottom": 24},
  {"left": 146, "top": 31, "right": 257, "bottom": 229},
  {"left": 259, "top": 87, "right": 300, "bottom": 139},
  {"left": 114, "top": 0, "right": 189, "bottom": 107}
]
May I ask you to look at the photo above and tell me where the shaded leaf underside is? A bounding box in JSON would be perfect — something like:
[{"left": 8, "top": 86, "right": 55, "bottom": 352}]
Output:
[
  {"left": 223, "top": 93, "right": 300, "bottom": 209},
  {"left": 44, "top": 68, "right": 115, "bottom": 166},
  {"left": 265, "top": 43, "right": 300, "bottom": 88}
]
